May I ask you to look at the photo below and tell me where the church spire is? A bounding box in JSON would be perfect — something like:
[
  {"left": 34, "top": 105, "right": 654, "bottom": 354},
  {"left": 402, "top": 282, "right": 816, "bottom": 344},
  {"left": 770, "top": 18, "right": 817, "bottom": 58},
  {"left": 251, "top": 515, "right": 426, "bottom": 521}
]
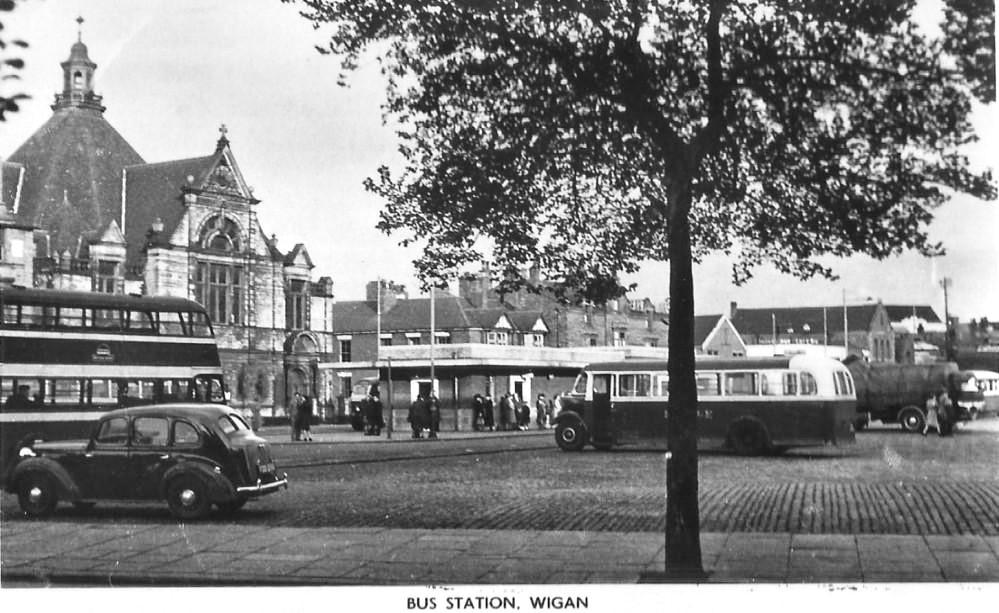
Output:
[{"left": 53, "top": 16, "right": 105, "bottom": 113}]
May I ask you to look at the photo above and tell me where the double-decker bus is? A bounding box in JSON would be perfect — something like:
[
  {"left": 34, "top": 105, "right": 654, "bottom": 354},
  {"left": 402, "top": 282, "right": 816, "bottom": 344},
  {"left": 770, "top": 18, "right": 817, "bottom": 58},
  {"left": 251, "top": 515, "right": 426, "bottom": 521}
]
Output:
[
  {"left": 554, "top": 355, "right": 856, "bottom": 455},
  {"left": 1, "top": 286, "right": 227, "bottom": 464}
]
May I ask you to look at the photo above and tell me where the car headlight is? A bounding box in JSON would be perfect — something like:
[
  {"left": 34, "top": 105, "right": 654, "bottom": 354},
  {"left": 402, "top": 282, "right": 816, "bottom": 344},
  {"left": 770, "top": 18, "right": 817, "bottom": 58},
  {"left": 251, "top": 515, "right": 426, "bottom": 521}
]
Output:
[{"left": 18, "top": 447, "right": 36, "bottom": 458}]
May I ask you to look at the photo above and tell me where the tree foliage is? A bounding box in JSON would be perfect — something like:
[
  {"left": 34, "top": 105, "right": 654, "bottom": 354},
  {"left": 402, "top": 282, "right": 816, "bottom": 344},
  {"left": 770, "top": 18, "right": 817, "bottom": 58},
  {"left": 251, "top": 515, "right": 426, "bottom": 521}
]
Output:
[
  {"left": 0, "top": 0, "right": 29, "bottom": 121},
  {"left": 290, "top": 0, "right": 996, "bottom": 574}
]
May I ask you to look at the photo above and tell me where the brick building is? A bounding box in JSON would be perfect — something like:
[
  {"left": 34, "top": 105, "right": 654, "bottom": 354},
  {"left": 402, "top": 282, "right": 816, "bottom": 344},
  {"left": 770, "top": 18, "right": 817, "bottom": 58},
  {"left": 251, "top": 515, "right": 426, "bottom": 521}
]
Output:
[{"left": 1, "top": 32, "right": 335, "bottom": 416}]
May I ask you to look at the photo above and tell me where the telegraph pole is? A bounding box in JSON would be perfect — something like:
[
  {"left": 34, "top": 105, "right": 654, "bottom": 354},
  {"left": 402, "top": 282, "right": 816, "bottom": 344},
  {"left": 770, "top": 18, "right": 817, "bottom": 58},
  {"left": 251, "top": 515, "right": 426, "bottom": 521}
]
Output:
[{"left": 940, "top": 277, "right": 953, "bottom": 361}]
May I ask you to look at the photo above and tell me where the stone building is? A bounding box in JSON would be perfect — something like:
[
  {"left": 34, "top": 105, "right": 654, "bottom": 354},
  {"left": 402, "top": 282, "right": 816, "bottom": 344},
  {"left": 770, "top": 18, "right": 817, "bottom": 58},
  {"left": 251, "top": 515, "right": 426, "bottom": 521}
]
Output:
[{"left": 1, "top": 31, "right": 336, "bottom": 416}]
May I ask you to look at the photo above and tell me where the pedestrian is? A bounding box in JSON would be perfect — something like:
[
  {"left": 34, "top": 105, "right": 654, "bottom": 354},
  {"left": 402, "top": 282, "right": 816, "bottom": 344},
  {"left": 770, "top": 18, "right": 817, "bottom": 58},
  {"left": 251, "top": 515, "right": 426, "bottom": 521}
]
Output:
[
  {"left": 428, "top": 393, "right": 441, "bottom": 439},
  {"left": 370, "top": 389, "right": 384, "bottom": 436},
  {"left": 289, "top": 392, "right": 304, "bottom": 441},
  {"left": 483, "top": 393, "right": 495, "bottom": 431},
  {"left": 937, "top": 387, "right": 955, "bottom": 436},
  {"left": 498, "top": 393, "right": 513, "bottom": 431},
  {"left": 535, "top": 393, "right": 549, "bottom": 429},
  {"left": 516, "top": 393, "right": 529, "bottom": 430},
  {"left": 922, "top": 392, "right": 940, "bottom": 436},
  {"left": 472, "top": 393, "right": 485, "bottom": 431},
  {"left": 298, "top": 395, "right": 314, "bottom": 441},
  {"left": 408, "top": 394, "right": 429, "bottom": 439}
]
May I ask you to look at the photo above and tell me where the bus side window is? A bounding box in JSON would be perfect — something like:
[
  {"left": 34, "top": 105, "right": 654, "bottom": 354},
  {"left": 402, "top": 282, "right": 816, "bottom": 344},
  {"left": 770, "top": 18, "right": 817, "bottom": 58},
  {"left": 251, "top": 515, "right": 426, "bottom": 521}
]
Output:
[
  {"left": 20, "top": 304, "right": 44, "bottom": 328},
  {"left": 57, "top": 307, "right": 85, "bottom": 328},
  {"left": 619, "top": 374, "right": 637, "bottom": 397},
  {"left": 1, "top": 304, "right": 18, "bottom": 326},
  {"left": 654, "top": 374, "right": 669, "bottom": 398},
  {"left": 127, "top": 310, "right": 155, "bottom": 332},
  {"left": 186, "top": 312, "right": 213, "bottom": 337},
  {"left": 696, "top": 373, "right": 720, "bottom": 396},
  {"left": 158, "top": 311, "right": 186, "bottom": 336},
  {"left": 91, "top": 308, "right": 122, "bottom": 330},
  {"left": 783, "top": 372, "right": 798, "bottom": 395},
  {"left": 800, "top": 372, "right": 818, "bottom": 395},
  {"left": 725, "top": 372, "right": 758, "bottom": 396},
  {"left": 593, "top": 374, "right": 610, "bottom": 395}
]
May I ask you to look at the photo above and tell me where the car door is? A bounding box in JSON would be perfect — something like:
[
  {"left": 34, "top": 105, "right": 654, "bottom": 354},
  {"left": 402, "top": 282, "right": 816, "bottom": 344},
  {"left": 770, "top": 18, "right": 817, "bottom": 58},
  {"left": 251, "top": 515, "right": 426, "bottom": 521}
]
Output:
[
  {"left": 81, "top": 416, "right": 133, "bottom": 499},
  {"left": 129, "top": 415, "right": 175, "bottom": 499}
]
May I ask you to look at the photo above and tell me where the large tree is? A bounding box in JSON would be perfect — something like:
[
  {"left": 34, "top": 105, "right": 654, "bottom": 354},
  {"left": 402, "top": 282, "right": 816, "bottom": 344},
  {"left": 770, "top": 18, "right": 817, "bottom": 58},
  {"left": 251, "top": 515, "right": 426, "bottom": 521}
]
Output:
[
  {"left": 290, "top": 0, "right": 995, "bottom": 575},
  {"left": 0, "top": 0, "right": 29, "bottom": 121}
]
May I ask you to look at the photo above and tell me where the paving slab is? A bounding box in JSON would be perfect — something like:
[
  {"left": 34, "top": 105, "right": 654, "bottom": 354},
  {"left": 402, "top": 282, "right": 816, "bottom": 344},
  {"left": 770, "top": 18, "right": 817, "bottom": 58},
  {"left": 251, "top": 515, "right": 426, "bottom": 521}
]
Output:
[
  {"left": 933, "top": 551, "right": 999, "bottom": 581},
  {"left": 791, "top": 534, "right": 857, "bottom": 550},
  {"left": 924, "top": 534, "right": 994, "bottom": 553}
]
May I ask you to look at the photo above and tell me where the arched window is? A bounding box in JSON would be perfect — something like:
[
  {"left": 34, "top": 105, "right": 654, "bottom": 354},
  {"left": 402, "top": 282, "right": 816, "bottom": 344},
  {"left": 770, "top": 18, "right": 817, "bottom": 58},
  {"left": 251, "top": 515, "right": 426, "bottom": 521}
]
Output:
[
  {"left": 73, "top": 71, "right": 83, "bottom": 87},
  {"left": 199, "top": 216, "right": 242, "bottom": 252}
]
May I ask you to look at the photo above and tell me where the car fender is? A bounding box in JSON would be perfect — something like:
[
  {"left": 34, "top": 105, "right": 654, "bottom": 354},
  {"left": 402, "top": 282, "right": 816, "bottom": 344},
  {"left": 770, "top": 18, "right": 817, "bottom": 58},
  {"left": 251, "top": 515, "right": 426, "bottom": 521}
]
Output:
[
  {"left": 160, "top": 462, "right": 237, "bottom": 503},
  {"left": 8, "top": 457, "right": 82, "bottom": 501}
]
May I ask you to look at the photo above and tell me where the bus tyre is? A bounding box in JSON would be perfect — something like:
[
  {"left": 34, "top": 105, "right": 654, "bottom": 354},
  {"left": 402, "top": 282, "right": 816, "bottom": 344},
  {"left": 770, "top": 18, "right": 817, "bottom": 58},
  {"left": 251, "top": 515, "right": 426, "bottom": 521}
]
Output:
[
  {"left": 898, "top": 406, "right": 925, "bottom": 433},
  {"left": 555, "top": 421, "right": 586, "bottom": 452},
  {"left": 166, "top": 475, "right": 212, "bottom": 520},
  {"left": 17, "top": 473, "right": 58, "bottom": 518},
  {"left": 729, "top": 420, "right": 770, "bottom": 456}
]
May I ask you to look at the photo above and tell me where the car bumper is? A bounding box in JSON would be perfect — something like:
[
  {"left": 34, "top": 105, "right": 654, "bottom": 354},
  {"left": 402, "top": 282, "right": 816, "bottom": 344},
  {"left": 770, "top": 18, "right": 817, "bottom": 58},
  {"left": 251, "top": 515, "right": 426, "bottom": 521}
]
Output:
[{"left": 236, "top": 473, "right": 289, "bottom": 496}]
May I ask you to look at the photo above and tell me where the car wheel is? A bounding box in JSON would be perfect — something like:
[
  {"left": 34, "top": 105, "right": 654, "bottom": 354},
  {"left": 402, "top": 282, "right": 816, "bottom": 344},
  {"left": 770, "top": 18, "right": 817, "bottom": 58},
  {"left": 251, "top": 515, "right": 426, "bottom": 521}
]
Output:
[
  {"left": 729, "top": 420, "right": 770, "bottom": 456},
  {"left": 166, "top": 476, "right": 212, "bottom": 520},
  {"left": 216, "top": 496, "right": 248, "bottom": 515},
  {"left": 555, "top": 421, "right": 586, "bottom": 452},
  {"left": 898, "top": 406, "right": 925, "bottom": 433},
  {"left": 17, "top": 473, "right": 58, "bottom": 518}
]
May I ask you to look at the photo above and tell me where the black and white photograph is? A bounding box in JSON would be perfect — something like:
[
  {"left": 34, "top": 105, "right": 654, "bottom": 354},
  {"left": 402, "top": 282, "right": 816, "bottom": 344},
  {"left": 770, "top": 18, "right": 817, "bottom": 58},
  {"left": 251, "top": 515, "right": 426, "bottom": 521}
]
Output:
[{"left": 0, "top": 0, "right": 997, "bottom": 609}]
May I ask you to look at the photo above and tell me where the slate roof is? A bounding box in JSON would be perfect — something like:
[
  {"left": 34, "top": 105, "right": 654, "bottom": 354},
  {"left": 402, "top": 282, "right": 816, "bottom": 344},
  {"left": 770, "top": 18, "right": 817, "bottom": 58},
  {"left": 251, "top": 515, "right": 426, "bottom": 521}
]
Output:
[
  {"left": 122, "top": 154, "right": 217, "bottom": 267},
  {"left": 883, "top": 305, "right": 942, "bottom": 323},
  {"left": 694, "top": 315, "right": 723, "bottom": 345},
  {"left": 8, "top": 108, "right": 145, "bottom": 254},
  {"left": 1, "top": 162, "right": 24, "bottom": 210},
  {"left": 729, "top": 304, "right": 880, "bottom": 337}
]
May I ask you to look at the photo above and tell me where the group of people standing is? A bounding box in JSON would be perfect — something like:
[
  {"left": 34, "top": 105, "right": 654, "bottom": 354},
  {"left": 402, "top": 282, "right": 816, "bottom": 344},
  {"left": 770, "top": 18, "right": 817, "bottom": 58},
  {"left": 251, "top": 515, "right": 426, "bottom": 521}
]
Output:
[
  {"left": 407, "top": 393, "right": 441, "bottom": 439},
  {"left": 471, "top": 392, "right": 558, "bottom": 431},
  {"left": 922, "top": 387, "right": 957, "bottom": 437},
  {"left": 361, "top": 385, "right": 385, "bottom": 436}
]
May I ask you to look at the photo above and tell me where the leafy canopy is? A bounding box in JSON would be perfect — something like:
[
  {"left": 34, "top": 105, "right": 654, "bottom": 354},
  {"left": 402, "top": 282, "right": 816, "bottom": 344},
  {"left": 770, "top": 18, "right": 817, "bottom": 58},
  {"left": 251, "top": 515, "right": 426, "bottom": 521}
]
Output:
[{"left": 292, "top": 0, "right": 994, "bottom": 300}]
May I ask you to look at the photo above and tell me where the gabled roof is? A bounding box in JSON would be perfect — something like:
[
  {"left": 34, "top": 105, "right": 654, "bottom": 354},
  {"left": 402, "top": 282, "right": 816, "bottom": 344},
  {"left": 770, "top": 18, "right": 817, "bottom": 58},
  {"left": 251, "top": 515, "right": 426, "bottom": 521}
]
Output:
[
  {"left": 506, "top": 310, "right": 547, "bottom": 332},
  {"left": 284, "top": 243, "right": 314, "bottom": 268},
  {"left": 8, "top": 108, "right": 145, "bottom": 253},
  {"left": 122, "top": 154, "right": 216, "bottom": 266},
  {"left": 694, "top": 314, "right": 724, "bottom": 346}
]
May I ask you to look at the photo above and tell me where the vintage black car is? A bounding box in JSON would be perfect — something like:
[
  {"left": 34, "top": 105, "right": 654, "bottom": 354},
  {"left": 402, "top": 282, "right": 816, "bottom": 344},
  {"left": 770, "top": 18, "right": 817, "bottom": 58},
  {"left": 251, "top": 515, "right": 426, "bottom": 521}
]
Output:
[{"left": 4, "top": 404, "right": 288, "bottom": 520}]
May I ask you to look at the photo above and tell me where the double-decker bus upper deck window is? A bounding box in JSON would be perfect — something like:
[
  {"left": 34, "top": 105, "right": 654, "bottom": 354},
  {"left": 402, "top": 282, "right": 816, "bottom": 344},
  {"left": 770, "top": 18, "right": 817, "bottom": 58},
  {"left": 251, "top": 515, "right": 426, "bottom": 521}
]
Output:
[
  {"left": 57, "top": 307, "right": 86, "bottom": 328},
  {"left": 158, "top": 311, "right": 186, "bottom": 336},
  {"left": 127, "top": 310, "right": 155, "bottom": 331},
  {"left": 186, "top": 311, "right": 213, "bottom": 337},
  {"left": 724, "top": 372, "right": 759, "bottom": 396},
  {"left": 696, "top": 373, "right": 721, "bottom": 396},
  {"left": 800, "top": 371, "right": 818, "bottom": 395}
]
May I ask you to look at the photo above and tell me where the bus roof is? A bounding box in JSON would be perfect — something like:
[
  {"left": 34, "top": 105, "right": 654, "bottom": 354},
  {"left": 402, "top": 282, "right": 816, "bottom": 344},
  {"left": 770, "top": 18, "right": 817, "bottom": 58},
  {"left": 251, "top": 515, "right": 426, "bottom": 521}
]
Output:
[
  {"left": 584, "top": 356, "right": 798, "bottom": 372},
  {"left": 0, "top": 286, "right": 206, "bottom": 312}
]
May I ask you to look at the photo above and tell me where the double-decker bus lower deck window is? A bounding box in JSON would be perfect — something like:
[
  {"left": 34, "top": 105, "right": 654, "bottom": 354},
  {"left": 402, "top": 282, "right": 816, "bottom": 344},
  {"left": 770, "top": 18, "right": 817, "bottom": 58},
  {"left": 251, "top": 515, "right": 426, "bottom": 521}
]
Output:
[
  {"left": 618, "top": 374, "right": 652, "bottom": 397},
  {"left": 724, "top": 372, "right": 759, "bottom": 396},
  {"left": 571, "top": 374, "right": 587, "bottom": 395},
  {"left": 50, "top": 379, "right": 84, "bottom": 404},
  {"left": 762, "top": 371, "right": 798, "bottom": 396},
  {"left": 2, "top": 304, "right": 17, "bottom": 325}
]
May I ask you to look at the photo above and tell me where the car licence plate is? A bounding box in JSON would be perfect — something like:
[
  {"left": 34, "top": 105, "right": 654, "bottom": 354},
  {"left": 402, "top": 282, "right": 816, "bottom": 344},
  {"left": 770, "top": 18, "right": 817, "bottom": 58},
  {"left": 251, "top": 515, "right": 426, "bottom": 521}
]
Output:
[{"left": 259, "top": 462, "right": 275, "bottom": 474}]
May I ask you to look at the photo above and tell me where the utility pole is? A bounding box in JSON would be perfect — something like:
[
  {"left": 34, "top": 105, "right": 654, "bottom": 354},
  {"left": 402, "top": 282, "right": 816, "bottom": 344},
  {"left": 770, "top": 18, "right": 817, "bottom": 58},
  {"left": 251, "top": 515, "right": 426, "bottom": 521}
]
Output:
[{"left": 940, "top": 277, "right": 953, "bottom": 361}]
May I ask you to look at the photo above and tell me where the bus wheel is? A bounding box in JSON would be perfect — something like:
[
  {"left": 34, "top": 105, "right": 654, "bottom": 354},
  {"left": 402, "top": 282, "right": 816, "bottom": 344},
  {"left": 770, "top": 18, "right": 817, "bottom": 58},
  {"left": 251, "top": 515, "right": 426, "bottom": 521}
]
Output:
[
  {"left": 898, "top": 406, "right": 925, "bottom": 433},
  {"left": 17, "top": 473, "right": 59, "bottom": 518},
  {"left": 555, "top": 421, "right": 586, "bottom": 452},
  {"left": 729, "top": 420, "right": 770, "bottom": 456}
]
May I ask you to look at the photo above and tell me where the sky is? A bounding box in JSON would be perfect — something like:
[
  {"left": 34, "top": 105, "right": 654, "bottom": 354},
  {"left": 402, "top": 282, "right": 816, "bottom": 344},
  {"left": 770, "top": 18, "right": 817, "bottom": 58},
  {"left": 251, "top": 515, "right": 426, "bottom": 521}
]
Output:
[{"left": 2, "top": 0, "right": 997, "bottom": 321}]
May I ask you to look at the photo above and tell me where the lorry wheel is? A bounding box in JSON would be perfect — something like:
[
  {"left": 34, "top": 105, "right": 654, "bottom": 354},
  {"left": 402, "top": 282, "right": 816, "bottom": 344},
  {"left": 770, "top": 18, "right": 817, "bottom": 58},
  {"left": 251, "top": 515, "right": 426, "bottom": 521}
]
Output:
[
  {"left": 729, "top": 420, "right": 770, "bottom": 456},
  {"left": 898, "top": 406, "right": 925, "bottom": 433},
  {"left": 555, "top": 421, "right": 587, "bottom": 451}
]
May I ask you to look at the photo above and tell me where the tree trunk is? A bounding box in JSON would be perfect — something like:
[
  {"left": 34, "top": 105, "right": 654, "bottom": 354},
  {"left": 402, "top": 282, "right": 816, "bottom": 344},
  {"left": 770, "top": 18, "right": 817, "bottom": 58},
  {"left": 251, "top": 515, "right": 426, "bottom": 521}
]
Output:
[{"left": 664, "top": 184, "right": 703, "bottom": 577}]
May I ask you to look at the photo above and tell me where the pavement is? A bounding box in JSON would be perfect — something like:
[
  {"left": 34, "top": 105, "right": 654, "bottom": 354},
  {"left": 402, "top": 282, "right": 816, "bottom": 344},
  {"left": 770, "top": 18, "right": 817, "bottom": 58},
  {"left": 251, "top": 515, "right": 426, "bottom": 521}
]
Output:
[{"left": 3, "top": 424, "right": 999, "bottom": 586}]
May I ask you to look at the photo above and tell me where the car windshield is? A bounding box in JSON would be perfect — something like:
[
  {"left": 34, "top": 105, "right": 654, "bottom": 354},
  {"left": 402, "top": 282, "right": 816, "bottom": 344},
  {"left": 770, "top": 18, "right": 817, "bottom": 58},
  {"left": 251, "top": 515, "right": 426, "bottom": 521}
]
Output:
[{"left": 217, "top": 414, "right": 250, "bottom": 434}]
